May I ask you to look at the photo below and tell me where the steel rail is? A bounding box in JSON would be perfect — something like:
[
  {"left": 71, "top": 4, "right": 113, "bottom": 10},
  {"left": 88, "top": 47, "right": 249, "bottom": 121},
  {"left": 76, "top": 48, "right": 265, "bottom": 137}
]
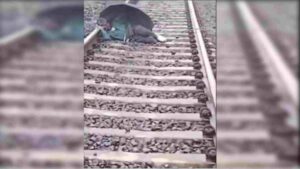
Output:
[{"left": 188, "top": 0, "right": 216, "bottom": 107}]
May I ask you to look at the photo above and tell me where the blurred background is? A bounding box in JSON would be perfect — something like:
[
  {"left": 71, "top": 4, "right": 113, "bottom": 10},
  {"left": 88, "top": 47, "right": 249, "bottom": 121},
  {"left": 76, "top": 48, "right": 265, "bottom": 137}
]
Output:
[
  {"left": 0, "top": 0, "right": 83, "bottom": 168},
  {"left": 217, "top": 0, "right": 298, "bottom": 168}
]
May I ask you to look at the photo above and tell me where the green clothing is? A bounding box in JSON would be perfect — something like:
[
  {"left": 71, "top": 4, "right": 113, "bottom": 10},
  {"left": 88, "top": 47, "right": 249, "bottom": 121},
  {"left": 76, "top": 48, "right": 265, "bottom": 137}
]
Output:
[
  {"left": 62, "top": 18, "right": 83, "bottom": 40},
  {"left": 99, "top": 16, "right": 159, "bottom": 44},
  {"left": 109, "top": 17, "right": 129, "bottom": 40},
  {"left": 40, "top": 18, "right": 83, "bottom": 41},
  {"left": 101, "top": 16, "right": 130, "bottom": 41}
]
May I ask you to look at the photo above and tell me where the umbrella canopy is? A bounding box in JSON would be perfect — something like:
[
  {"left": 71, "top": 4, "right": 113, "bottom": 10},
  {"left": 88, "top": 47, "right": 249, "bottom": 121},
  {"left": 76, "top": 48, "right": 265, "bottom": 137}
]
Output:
[{"left": 100, "top": 3, "right": 154, "bottom": 30}]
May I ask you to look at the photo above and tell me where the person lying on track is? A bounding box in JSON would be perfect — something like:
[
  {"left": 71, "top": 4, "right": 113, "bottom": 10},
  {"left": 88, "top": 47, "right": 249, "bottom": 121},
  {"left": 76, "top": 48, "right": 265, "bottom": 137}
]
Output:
[{"left": 97, "top": 17, "right": 165, "bottom": 44}]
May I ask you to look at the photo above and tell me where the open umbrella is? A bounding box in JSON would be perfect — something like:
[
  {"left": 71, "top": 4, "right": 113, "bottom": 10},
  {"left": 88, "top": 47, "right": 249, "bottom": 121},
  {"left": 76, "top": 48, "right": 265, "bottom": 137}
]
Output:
[{"left": 100, "top": 3, "right": 154, "bottom": 30}]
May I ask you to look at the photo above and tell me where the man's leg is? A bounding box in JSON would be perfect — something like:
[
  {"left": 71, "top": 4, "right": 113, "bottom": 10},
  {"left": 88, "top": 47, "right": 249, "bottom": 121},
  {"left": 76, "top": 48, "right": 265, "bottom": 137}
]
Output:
[
  {"left": 133, "top": 25, "right": 157, "bottom": 39},
  {"left": 131, "top": 35, "right": 157, "bottom": 44}
]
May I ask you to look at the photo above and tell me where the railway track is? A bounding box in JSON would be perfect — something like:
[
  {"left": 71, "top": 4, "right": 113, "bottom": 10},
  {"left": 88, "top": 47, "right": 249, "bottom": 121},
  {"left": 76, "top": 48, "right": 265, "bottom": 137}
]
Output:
[
  {"left": 217, "top": 1, "right": 298, "bottom": 167},
  {"left": 84, "top": 0, "right": 216, "bottom": 168},
  {"left": 0, "top": 28, "right": 83, "bottom": 168}
]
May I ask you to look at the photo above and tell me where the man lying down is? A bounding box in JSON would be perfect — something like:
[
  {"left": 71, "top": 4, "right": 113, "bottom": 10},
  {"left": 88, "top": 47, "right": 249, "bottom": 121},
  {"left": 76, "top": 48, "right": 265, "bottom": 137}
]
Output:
[
  {"left": 98, "top": 17, "right": 165, "bottom": 44},
  {"left": 97, "top": 3, "right": 166, "bottom": 44}
]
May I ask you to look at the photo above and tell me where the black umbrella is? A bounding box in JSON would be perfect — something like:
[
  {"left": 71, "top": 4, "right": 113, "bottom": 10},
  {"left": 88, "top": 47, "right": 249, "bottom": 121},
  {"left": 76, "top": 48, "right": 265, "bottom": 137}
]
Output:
[{"left": 100, "top": 3, "right": 154, "bottom": 30}]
